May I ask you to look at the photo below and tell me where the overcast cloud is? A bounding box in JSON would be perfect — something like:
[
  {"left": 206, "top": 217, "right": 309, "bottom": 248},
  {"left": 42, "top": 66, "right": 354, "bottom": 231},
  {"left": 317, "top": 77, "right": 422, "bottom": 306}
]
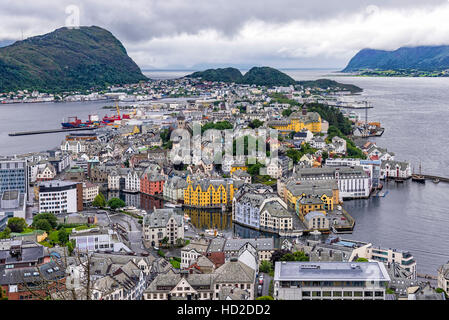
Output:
[{"left": 1, "top": 0, "right": 449, "bottom": 69}]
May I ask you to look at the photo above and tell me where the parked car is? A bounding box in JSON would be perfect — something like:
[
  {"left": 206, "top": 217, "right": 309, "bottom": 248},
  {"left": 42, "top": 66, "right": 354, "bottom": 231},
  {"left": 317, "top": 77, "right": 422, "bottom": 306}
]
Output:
[
  {"left": 153, "top": 246, "right": 159, "bottom": 251},
  {"left": 257, "top": 285, "right": 263, "bottom": 295},
  {"left": 258, "top": 279, "right": 264, "bottom": 285},
  {"left": 259, "top": 274, "right": 264, "bottom": 280}
]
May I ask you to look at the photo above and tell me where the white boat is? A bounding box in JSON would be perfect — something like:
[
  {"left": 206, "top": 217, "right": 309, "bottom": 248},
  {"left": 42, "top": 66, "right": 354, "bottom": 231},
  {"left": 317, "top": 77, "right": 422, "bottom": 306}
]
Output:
[{"left": 310, "top": 230, "right": 322, "bottom": 236}]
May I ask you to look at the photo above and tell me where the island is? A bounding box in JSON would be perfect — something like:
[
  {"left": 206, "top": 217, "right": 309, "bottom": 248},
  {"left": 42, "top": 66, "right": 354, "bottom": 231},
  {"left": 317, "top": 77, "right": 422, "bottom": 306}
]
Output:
[{"left": 342, "top": 45, "right": 449, "bottom": 77}]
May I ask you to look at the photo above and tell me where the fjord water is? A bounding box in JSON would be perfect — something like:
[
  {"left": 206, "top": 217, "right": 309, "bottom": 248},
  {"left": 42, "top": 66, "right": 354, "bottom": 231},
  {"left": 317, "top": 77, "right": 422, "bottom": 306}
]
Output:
[{"left": 1, "top": 69, "right": 448, "bottom": 274}]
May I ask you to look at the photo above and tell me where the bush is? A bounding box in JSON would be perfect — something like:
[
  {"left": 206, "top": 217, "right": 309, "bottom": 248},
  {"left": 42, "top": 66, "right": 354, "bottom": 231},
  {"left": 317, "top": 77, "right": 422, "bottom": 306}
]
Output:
[
  {"left": 32, "top": 213, "right": 57, "bottom": 229},
  {"left": 259, "top": 260, "right": 273, "bottom": 273},
  {"left": 256, "top": 296, "right": 274, "bottom": 300},
  {"left": 7, "top": 217, "right": 27, "bottom": 233},
  {"left": 107, "top": 198, "right": 126, "bottom": 210},
  {"left": 34, "top": 219, "right": 52, "bottom": 233},
  {"left": 0, "top": 227, "right": 11, "bottom": 239},
  {"left": 57, "top": 228, "right": 69, "bottom": 244},
  {"left": 157, "top": 250, "right": 165, "bottom": 257},
  {"left": 92, "top": 193, "right": 106, "bottom": 208}
]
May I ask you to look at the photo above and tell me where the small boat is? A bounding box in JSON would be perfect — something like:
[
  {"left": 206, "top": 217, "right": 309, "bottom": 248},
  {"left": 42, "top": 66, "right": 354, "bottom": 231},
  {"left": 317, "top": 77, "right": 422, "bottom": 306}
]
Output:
[
  {"left": 433, "top": 178, "right": 440, "bottom": 184},
  {"left": 310, "top": 230, "right": 321, "bottom": 236},
  {"left": 394, "top": 178, "right": 405, "bottom": 183}
]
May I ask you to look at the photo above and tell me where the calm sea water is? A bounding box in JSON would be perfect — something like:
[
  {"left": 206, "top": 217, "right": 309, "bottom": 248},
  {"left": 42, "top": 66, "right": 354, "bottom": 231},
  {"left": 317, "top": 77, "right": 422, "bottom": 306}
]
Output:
[{"left": 1, "top": 69, "right": 448, "bottom": 274}]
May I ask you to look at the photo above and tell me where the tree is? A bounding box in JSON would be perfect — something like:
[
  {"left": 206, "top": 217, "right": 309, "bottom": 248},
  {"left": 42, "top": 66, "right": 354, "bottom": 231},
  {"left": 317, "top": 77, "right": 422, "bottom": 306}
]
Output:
[
  {"left": 58, "top": 229, "right": 69, "bottom": 244},
  {"left": 7, "top": 217, "right": 27, "bottom": 233},
  {"left": 259, "top": 260, "right": 273, "bottom": 273},
  {"left": 249, "top": 119, "right": 264, "bottom": 129},
  {"left": 92, "top": 193, "right": 106, "bottom": 208},
  {"left": 107, "top": 198, "right": 126, "bottom": 210},
  {"left": 161, "top": 237, "right": 169, "bottom": 246},
  {"left": 0, "top": 227, "right": 11, "bottom": 239},
  {"left": 34, "top": 219, "right": 52, "bottom": 233},
  {"left": 33, "top": 213, "right": 58, "bottom": 229},
  {"left": 355, "top": 257, "right": 369, "bottom": 262},
  {"left": 256, "top": 296, "right": 274, "bottom": 300}
]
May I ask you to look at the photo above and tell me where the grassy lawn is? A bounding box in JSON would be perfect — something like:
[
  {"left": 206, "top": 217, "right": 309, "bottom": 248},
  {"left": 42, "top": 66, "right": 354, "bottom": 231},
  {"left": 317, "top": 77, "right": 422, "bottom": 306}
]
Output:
[
  {"left": 20, "top": 228, "right": 35, "bottom": 234},
  {"left": 39, "top": 241, "right": 53, "bottom": 248},
  {"left": 169, "top": 258, "right": 181, "bottom": 269}
]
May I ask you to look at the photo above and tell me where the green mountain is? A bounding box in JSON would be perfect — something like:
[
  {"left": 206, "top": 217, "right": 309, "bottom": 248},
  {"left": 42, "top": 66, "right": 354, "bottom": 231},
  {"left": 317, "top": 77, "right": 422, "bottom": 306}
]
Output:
[
  {"left": 188, "top": 67, "right": 243, "bottom": 82},
  {"left": 343, "top": 45, "right": 449, "bottom": 72},
  {"left": 187, "top": 66, "right": 296, "bottom": 86},
  {"left": 0, "top": 26, "right": 148, "bottom": 92},
  {"left": 187, "top": 67, "right": 361, "bottom": 92},
  {"left": 241, "top": 66, "right": 296, "bottom": 86}
]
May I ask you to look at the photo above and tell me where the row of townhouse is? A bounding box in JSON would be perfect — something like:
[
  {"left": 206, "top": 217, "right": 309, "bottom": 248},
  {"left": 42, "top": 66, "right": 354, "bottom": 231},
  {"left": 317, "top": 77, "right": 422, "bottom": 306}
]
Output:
[
  {"left": 145, "top": 245, "right": 259, "bottom": 300},
  {"left": 232, "top": 185, "right": 293, "bottom": 233}
]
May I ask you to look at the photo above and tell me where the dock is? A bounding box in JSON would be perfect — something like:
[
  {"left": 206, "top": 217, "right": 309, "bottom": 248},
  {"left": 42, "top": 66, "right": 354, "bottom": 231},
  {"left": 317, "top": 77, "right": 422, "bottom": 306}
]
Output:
[
  {"left": 422, "top": 174, "right": 449, "bottom": 183},
  {"left": 9, "top": 127, "right": 97, "bottom": 136}
]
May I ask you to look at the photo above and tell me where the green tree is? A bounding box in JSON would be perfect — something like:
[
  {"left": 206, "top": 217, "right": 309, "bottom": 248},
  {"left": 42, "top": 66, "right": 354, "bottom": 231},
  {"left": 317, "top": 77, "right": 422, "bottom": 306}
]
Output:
[
  {"left": 107, "top": 198, "right": 126, "bottom": 210},
  {"left": 58, "top": 228, "right": 69, "bottom": 244},
  {"left": 355, "top": 257, "right": 369, "bottom": 262},
  {"left": 7, "top": 217, "right": 27, "bottom": 233},
  {"left": 259, "top": 260, "right": 273, "bottom": 273},
  {"left": 256, "top": 296, "right": 274, "bottom": 300},
  {"left": 248, "top": 119, "right": 264, "bottom": 129},
  {"left": 292, "top": 251, "right": 309, "bottom": 261},
  {"left": 0, "top": 227, "right": 11, "bottom": 239},
  {"left": 161, "top": 237, "right": 169, "bottom": 246},
  {"left": 67, "top": 240, "right": 75, "bottom": 256},
  {"left": 32, "top": 212, "right": 57, "bottom": 229},
  {"left": 34, "top": 219, "right": 52, "bottom": 233},
  {"left": 92, "top": 193, "right": 106, "bottom": 208}
]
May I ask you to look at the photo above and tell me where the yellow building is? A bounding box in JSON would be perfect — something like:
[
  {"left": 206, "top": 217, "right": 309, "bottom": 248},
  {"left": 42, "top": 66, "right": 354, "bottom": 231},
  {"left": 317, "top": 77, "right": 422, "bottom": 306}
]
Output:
[
  {"left": 296, "top": 194, "right": 332, "bottom": 221},
  {"left": 284, "top": 181, "right": 339, "bottom": 212},
  {"left": 184, "top": 178, "right": 236, "bottom": 207},
  {"left": 268, "top": 111, "right": 322, "bottom": 133}
]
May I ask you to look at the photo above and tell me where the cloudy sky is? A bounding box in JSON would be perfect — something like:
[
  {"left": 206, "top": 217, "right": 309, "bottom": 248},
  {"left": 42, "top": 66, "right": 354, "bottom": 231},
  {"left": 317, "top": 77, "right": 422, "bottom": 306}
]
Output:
[{"left": 2, "top": 0, "right": 449, "bottom": 69}]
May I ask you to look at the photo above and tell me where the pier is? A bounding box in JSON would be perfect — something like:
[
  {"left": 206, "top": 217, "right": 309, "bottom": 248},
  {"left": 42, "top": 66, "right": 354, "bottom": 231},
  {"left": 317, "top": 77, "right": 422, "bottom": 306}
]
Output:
[
  {"left": 422, "top": 174, "right": 449, "bottom": 183},
  {"left": 9, "top": 127, "right": 97, "bottom": 136}
]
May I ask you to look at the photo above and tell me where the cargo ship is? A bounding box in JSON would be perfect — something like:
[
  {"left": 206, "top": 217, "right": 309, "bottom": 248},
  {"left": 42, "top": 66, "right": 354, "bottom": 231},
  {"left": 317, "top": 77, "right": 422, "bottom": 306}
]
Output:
[
  {"left": 61, "top": 104, "right": 132, "bottom": 129},
  {"left": 61, "top": 114, "right": 103, "bottom": 129}
]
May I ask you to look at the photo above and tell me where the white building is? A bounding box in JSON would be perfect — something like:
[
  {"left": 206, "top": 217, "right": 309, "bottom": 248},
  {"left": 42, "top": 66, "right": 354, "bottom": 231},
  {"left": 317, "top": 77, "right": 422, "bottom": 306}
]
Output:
[
  {"left": 69, "top": 227, "right": 131, "bottom": 253},
  {"left": 274, "top": 261, "right": 390, "bottom": 300},
  {"left": 38, "top": 180, "right": 82, "bottom": 214},
  {"left": 295, "top": 166, "right": 371, "bottom": 200},
  {"left": 380, "top": 160, "right": 412, "bottom": 179},
  {"left": 331, "top": 136, "right": 347, "bottom": 154},
  {"left": 125, "top": 170, "right": 141, "bottom": 193},
  {"left": 82, "top": 182, "right": 99, "bottom": 205},
  {"left": 61, "top": 141, "right": 87, "bottom": 154},
  {"left": 142, "top": 208, "right": 184, "bottom": 247}
]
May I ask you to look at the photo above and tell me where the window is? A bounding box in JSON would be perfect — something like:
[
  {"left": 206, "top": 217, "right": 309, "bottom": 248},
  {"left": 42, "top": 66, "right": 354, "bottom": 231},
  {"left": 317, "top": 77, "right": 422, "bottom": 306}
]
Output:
[
  {"left": 353, "top": 291, "right": 363, "bottom": 297},
  {"left": 343, "top": 291, "right": 352, "bottom": 297},
  {"left": 332, "top": 291, "right": 342, "bottom": 297}
]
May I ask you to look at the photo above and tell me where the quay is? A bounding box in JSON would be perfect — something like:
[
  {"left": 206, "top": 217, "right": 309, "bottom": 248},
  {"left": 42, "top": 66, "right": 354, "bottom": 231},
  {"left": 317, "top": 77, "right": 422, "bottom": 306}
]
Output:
[
  {"left": 422, "top": 174, "right": 449, "bottom": 183},
  {"left": 9, "top": 127, "right": 97, "bottom": 136}
]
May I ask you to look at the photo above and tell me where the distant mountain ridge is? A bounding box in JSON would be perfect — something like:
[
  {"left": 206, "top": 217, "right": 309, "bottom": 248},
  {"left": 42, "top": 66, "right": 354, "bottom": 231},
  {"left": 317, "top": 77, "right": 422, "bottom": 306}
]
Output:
[
  {"left": 187, "top": 66, "right": 296, "bottom": 86},
  {"left": 188, "top": 66, "right": 362, "bottom": 92},
  {"left": 343, "top": 45, "right": 449, "bottom": 72},
  {"left": 0, "top": 26, "right": 148, "bottom": 92}
]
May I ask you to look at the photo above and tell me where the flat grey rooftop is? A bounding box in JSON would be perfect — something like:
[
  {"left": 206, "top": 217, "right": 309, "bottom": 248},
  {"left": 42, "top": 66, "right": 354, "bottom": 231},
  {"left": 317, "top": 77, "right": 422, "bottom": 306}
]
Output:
[{"left": 274, "top": 261, "right": 390, "bottom": 282}]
